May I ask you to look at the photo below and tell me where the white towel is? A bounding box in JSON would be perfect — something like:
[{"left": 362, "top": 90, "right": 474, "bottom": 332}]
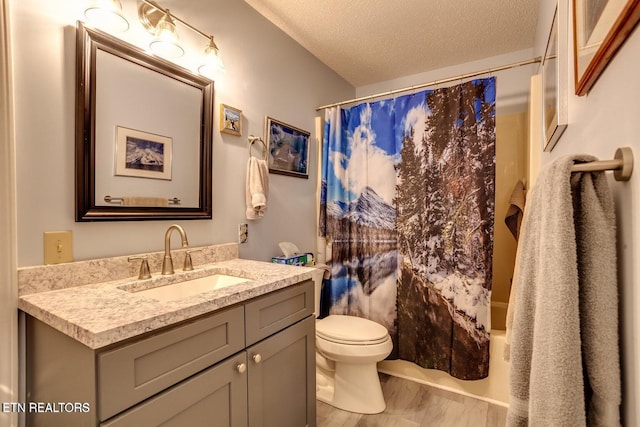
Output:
[
  {"left": 507, "top": 155, "right": 621, "bottom": 426},
  {"left": 245, "top": 157, "right": 269, "bottom": 220}
]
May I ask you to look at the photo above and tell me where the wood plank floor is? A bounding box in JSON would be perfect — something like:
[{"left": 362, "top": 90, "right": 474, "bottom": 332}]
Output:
[{"left": 316, "top": 374, "right": 508, "bottom": 427}]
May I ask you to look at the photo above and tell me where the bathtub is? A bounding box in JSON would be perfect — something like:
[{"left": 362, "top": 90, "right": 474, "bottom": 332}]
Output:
[{"left": 377, "top": 329, "right": 509, "bottom": 407}]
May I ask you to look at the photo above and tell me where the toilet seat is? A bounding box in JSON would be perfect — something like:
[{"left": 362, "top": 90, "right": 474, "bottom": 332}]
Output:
[{"left": 316, "top": 315, "right": 389, "bottom": 345}]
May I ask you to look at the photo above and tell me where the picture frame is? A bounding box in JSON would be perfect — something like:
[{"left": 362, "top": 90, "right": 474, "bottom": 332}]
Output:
[
  {"left": 220, "top": 104, "right": 242, "bottom": 136},
  {"left": 573, "top": 0, "right": 640, "bottom": 96},
  {"left": 542, "top": 4, "right": 569, "bottom": 152},
  {"left": 115, "top": 126, "right": 172, "bottom": 180},
  {"left": 265, "top": 116, "right": 310, "bottom": 178}
]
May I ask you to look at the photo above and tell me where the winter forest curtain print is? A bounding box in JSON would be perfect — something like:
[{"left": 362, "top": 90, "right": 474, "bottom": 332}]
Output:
[{"left": 319, "top": 78, "right": 496, "bottom": 380}]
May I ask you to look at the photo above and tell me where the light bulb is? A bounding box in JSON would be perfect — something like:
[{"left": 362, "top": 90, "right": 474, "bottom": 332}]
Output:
[
  {"left": 84, "top": 0, "right": 129, "bottom": 33},
  {"left": 149, "top": 10, "right": 184, "bottom": 58},
  {"left": 198, "top": 36, "right": 225, "bottom": 77}
]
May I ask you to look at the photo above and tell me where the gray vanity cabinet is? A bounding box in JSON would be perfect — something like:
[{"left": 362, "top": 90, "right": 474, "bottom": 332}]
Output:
[
  {"left": 25, "top": 280, "right": 316, "bottom": 427},
  {"left": 243, "top": 279, "right": 316, "bottom": 427},
  {"left": 98, "top": 306, "right": 246, "bottom": 421}
]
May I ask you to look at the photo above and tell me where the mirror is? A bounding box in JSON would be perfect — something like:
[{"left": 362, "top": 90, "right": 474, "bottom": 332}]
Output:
[{"left": 75, "top": 22, "right": 213, "bottom": 221}]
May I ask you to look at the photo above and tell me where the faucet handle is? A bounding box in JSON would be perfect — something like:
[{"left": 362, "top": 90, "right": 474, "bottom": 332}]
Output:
[
  {"left": 183, "top": 249, "right": 203, "bottom": 271},
  {"left": 128, "top": 256, "right": 151, "bottom": 280}
]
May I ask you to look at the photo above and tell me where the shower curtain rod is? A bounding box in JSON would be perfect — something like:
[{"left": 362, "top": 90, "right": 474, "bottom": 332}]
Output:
[{"left": 316, "top": 56, "right": 541, "bottom": 111}]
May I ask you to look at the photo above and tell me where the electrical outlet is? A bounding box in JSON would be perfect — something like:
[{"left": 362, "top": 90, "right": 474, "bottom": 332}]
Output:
[
  {"left": 44, "top": 231, "right": 73, "bottom": 265},
  {"left": 238, "top": 223, "right": 248, "bottom": 243}
]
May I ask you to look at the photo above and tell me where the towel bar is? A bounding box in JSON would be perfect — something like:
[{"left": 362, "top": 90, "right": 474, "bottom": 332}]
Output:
[
  {"left": 570, "top": 147, "right": 633, "bottom": 181},
  {"left": 104, "top": 196, "right": 181, "bottom": 205}
]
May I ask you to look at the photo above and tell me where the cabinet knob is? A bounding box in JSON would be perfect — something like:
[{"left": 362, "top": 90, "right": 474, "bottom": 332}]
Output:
[
  {"left": 236, "top": 363, "right": 246, "bottom": 374},
  {"left": 252, "top": 353, "right": 262, "bottom": 364}
]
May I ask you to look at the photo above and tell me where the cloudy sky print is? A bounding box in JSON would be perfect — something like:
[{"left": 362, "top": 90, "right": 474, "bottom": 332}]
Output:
[
  {"left": 324, "top": 101, "right": 400, "bottom": 207},
  {"left": 394, "top": 91, "right": 430, "bottom": 156}
]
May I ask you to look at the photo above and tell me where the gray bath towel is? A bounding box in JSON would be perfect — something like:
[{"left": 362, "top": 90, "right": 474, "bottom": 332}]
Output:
[{"left": 507, "top": 155, "right": 621, "bottom": 426}]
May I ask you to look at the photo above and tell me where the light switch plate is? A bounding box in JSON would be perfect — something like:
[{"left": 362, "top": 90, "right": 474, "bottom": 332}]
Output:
[{"left": 44, "top": 231, "right": 73, "bottom": 265}]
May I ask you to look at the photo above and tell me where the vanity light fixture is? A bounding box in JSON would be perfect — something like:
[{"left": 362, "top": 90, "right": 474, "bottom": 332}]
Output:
[
  {"left": 138, "top": 0, "right": 225, "bottom": 74},
  {"left": 148, "top": 9, "right": 184, "bottom": 58},
  {"left": 84, "top": 0, "right": 130, "bottom": 33},
  {"left": 198, "top": 36, "right": 226, "bottom": 77}
]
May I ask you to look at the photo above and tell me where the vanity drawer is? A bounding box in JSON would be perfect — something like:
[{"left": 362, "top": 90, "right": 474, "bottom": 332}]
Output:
[
  {"left": 101, "top": 352, "right": 248, "bottom": 427},
  {"left": 97, "top": 305, "right": 245, "bottom": 421},
  {"left": 245, "top": 280, "right": 314, "bottom": 346}
]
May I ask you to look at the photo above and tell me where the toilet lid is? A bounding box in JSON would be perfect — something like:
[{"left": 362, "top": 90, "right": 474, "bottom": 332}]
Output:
[{"left": 316, "top": 315, "right": 389, "bottom": 345}]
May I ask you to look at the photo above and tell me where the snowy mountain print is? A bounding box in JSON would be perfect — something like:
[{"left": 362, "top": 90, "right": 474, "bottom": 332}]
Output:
[
  {"left": 125, "top": 137, "right": 164, "bottom": 172},
  {"left": 328, "top": 186, "right": 395, "bottom": 230}
]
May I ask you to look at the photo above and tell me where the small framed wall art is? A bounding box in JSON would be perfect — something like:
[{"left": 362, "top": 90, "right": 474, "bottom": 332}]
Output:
[
  {"left": 265, "top": 116, "right": 310, "bottom": 178},
  {"left": 220, "top": 104, "right": 242, "bottom": 136},
  {"left": 542, "top": 3, "right": 569, "bottom": 152}
]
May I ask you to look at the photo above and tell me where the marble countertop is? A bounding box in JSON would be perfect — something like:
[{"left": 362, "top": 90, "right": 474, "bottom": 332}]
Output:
[{"left": 19, "top": 258, "right": 316, "bottom": 350}]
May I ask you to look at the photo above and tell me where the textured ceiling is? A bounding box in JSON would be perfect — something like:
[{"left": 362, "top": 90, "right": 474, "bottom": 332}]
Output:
[{"left": 243, "top": 0, "right": 541, "bottom": 87}]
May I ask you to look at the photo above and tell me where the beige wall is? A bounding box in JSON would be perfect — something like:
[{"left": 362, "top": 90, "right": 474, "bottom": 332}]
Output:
[
  {"left": 535, "top": 0, "right": 640, "bottom": 423},
  {"left": 11, "top": 0, "right": 354, "bottom": 267},
  {"left": 492, "top": 113, "right": 527, "bottom": 330}
]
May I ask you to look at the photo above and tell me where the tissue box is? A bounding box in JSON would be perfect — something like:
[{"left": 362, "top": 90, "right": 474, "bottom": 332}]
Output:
[{"left": 271, "top": 254, "right": 308, "bottom": 266}]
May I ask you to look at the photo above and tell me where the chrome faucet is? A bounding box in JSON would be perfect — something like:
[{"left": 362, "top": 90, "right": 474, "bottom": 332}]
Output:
[{"left": 161, "top": 224, "right": 189, "bottom": 275}]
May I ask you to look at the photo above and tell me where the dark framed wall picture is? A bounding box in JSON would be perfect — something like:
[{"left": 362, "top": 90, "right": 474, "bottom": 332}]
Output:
[
  {"left": 115, "top": 126, "right": 172, "bottom": 180},
  {"left": 542, "top": 3, "right": 569, "bottom": 152},
  {"left": 573, "top": 0, "right": 640, "bottom": 95},
  {"left": 220, "top": 104, "right": 242, "bottom": 136},
  {"left": 265, "top": 116, "right": 310, "bottom": 178}
]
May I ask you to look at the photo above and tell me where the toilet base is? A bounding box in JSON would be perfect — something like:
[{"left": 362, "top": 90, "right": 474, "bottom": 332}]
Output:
[{"left": 316, "top": 359, "right": 386, "bottom": 414}]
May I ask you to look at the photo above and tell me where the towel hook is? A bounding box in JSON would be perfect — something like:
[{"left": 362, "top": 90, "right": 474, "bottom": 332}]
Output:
[{"left": 248, "top": 135, "right": 268, "bottom": 160}]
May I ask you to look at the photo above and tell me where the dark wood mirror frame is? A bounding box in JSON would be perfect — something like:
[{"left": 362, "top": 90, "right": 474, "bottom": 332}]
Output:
[{"left": 75, "top": 22, "right": 213, "bottom": 221}]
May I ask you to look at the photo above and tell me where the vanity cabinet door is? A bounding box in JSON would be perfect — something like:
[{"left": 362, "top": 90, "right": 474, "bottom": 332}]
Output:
[
  {"left": 101, "top": 352, "right": 249, "bottom": 427},
  {"left": 246, "top": 316, "right": 316, "bottom": 427}
]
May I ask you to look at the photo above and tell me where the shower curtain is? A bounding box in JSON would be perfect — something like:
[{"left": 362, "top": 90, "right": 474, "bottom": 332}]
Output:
[{"left": 319, "top": 78, "right": 496, "bottom": 380}]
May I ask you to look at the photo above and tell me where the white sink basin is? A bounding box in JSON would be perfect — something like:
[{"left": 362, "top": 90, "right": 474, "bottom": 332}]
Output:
[{"left": 130, "top": 274, "right": 250, "bottom": 302}]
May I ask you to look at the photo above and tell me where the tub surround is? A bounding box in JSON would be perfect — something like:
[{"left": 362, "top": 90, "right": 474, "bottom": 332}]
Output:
[
  {"left": 378, "top": 329, "right": 510, "bottom": 406},
  {"left": 18, "top": 243, "right": 316, "bottom": 349}
]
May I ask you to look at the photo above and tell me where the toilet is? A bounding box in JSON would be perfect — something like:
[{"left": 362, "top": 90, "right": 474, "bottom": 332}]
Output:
[{"left": 311, "top": 268, "right": 393, "bottom": 414}]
